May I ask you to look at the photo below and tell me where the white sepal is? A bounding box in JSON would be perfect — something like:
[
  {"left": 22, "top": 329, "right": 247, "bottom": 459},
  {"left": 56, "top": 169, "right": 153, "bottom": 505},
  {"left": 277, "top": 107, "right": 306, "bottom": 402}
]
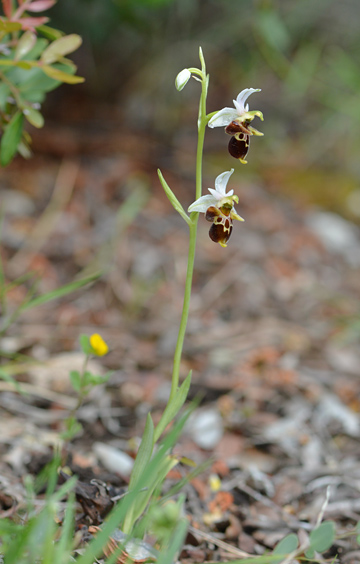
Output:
[
  {"left": 234, "top": 88, "right": 261, "bottom": 113},
  {"left": 188, "top": 170, "right": 236, "bottom": 213},
  {"left": 188, "top": 194, "right": 216, "bottom": 213},
  {"left": 208, "top": 107, "right": 238, "bottom": 128},
  {"left": 208, "top": 88, "right": 262, "bottom": 128},
  {"left": 212, "top": 169, "right": 234, "bottom": 197}
]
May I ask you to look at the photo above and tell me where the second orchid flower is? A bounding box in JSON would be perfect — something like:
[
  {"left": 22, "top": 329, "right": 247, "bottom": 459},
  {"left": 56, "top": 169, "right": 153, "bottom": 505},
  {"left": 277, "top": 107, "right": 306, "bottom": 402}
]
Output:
[
  {"left": 188, "top": 169, "right": 243, "bottom": 248},
  {"left": 208, "top": 88, "right": 264, "bottom": 164}
]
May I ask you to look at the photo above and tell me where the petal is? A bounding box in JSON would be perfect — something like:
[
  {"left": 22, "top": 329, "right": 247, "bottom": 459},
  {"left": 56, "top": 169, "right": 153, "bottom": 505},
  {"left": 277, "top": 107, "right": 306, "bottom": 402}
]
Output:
[
  {"left": 214, "top": 169, "right": 234, "bottom": 196},
  {"left": 208, "top": 186, "right": 235, "bottom": 199},
  {"left": 208, "top": 187, "right": 223, "bottom": 200},
  {"left": 231, "top": 207, "right": 245, "bottom": 222},
  {"left": 208, "top": 108, "right": 238, "bottom": 128},
  {"left": 246, "top": 109, "right": 264, "bottom": 121},
  {"left": 235, "top": 88, "right": 261, "bottom": 110},
  {"left": 188, "top": 194, "right": 217, "bottom": 213},
  {"left": 90, "top": 333, "right": 109, "bottom": 356},
  {"left": 233, "top": 99, "right": 245, "bottom": 115},
  {"left": 248, "top": 125, "right": 264, "bottom": 136}
]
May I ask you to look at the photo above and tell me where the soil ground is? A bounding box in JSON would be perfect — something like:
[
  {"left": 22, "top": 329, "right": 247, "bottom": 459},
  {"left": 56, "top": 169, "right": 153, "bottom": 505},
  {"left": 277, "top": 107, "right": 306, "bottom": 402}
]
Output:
[{"left": 1, "top": 108, "right": 360, "bottom": 563}]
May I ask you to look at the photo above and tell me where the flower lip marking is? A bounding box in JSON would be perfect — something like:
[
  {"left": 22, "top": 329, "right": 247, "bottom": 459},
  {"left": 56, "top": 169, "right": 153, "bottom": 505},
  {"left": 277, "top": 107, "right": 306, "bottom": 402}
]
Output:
[
  {"left": 208, "top": 88, "right": 263, "bottom": 163},
  {"left": 188, "top": 169, "right": 244, "bottom": 247},
  {"left": 228, "top": 134, "right": 250, "bottom": 163}
]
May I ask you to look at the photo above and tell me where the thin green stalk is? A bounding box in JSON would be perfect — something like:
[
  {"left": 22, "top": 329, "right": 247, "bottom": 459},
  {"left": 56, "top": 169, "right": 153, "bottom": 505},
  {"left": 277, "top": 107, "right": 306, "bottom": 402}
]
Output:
[
  {"left": 169, "top": 220, "right": 197, "bottom": 404},
  {"left": 0, "top": 70, "right": 22, "bottom": 108},
  {"left": 169, "top": 58, "right": 208, "bottom": 403},
  {"left": 66, "top": 353, "right": 90, "bottom": 419},
  {"left": 0, "top": 211, "right": 7, "bottom": 318}
]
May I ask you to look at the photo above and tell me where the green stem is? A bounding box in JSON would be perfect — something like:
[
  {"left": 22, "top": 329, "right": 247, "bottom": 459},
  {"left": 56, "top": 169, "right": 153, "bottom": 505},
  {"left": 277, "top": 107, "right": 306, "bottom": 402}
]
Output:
[
  {"left": 0, "top": 212, "right": 7, "bottom": 319},
  {"left": 74, "top": 353, "right": 90, "bottom": 411},
  {"left": 169, "top": 64, "right": 208, "bottom": 403},
  {"left": 63, "top": 353, "right": 90, "bottom": 447},
  {"left": 0, "top": 70, "right": 22, "bottom": 108}
]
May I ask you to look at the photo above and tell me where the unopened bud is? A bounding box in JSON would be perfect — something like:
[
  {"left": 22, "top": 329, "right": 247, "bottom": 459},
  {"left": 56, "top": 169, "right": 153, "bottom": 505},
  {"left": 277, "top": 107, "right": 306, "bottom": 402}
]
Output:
[{"left": 175, "top": 68, "right": 191, "bottom": 91}]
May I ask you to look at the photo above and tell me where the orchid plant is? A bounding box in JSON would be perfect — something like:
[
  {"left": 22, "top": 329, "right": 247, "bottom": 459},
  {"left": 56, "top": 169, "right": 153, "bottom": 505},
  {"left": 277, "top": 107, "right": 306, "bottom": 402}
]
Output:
[{"left": 121, "top": 48, "right": 264, "bottom": 539}]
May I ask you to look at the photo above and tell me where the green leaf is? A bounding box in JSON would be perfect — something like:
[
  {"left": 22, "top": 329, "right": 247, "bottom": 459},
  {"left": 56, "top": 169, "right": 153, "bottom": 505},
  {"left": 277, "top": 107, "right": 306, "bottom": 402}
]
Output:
[
  {"left": 41, "top": 64, "right": 84, "bottom": 84},
  {"left": 76, "top": 408, "right": 192, "bottom": 564},
  {"left": 15, "top": 31, "right": 37, "bottom": 60},
  {"left": 131, "top": 454, "right": 179, "bottom": 527},
  {"left": 129, "top": 413, "right": 154, "bottom": 489},
  {"left": 0, "top": 60, "right": 33, "bottom": 71},
  {"left": 156, "top": 518, "right": 188, "bottom": 564},
  {"left": 0, "top": 367, "right": 22, "bottom": 392},
  {"left": 307, "top": 520, "right": 335, "bottom": 554},
  {"left": 16, "top": 62, "right": 78, "bottom": 100},
  {"left": 41, "top": 34, "right": 82, "bottom": 64},
  {"left": 23, "top": 107, "right": 44, "bottom": 128},
  {"left": 54, "top": 492, "right": 75, "bottom": 564},
  {"left": 2, "top": 517, "right": 37, "bottom": 564},
  {"left": 61, "top": 417, "right": 83, "bottom": 441},
  {"left": 51, "top": 474, "right": 78, "bottom": 503},
  {"left": 25, "top": 37, "right": 49, "bottom": 61},
  {"left": 256, "top": 10, "right": 290, "bottom": 53},
  {"left": 272, "top": 533, "right": 298, "bottom": 563},
  {"left": 123, "top": 413, "right": 154, "bottom": 534},
  {"left": 15, "top": 61, "right": 32, "bottom": 70},
  {"left": 87, "top": 373, "right": 110, "bottom": 386},
  {"left": 17, "top": 140, "right": 32, "bottom": 159},
  {"left": 0, "top": 111, "right": 24, "bottom": 167},
  {"left": 0, "top": 21, "right": 22, "bottom": 32},
  {"left": 19, "top": 271, "right": 101, "bottom": 312},
  {"left": 157, "top": 169, "right": 190, "bottom": 225},
  {"left": 154, "top": 370, "right": 192, "bottom": 443},
  {"left": 37, "top": 24, "right": 63, "bottom": 41},
  {"left": 0, "top": 83, "right": 10, "bottom": 110},
  {"left": 79, "top": 334, "right": 92, "bottom": 355},
  {"left": 18, "top": 67, "right": 60, "bottom": 97},
  {"left": 69, "top": 370, "right": 81, "bottom": 392}
]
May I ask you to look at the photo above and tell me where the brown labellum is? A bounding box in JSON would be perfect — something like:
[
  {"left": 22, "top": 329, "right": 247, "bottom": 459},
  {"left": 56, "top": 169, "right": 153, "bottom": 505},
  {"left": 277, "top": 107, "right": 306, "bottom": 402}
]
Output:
[
  {"left": 228, "top": 134, "right": 250, "bottom": 161},
  {"left": 209, "top": 215, "right": 233, "bottom": 246},
  {"left": 225, "top": 120, "right": 251, "bottom": 135}
]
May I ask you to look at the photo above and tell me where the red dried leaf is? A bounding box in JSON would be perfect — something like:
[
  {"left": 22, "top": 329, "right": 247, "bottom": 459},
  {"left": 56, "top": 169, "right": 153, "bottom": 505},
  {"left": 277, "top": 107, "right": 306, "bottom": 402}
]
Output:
[
  {"left": 26, "top": 0, "right": 56, "bottom": 12},
  {"left": 211, "top": 459, "right": 230, "bottom": 478},
  {"left": 208, "top": 491, "right": 234, "bottom": 513},
  {"left": 17, "top": 16, "right": 49, "bottom": 30},
  {"left": 2, "top": 0, "right": 12, "bottom": 18}
]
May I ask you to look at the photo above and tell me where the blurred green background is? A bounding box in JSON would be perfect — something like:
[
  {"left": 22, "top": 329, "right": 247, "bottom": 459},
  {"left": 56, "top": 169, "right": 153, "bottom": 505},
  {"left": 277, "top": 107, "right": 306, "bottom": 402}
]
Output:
[{"left": 48, "top": 0, "right": 360, "bottom": 219}]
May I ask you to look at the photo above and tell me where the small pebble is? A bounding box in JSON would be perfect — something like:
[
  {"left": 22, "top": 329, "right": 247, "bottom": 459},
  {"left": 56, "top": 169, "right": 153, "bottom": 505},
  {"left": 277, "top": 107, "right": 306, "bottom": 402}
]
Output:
[
  {"left": 93, "top": 442, "right": 134, "bottom": 476},
  {"left": 189, "top": 409, "right": 224, "bottom": 450}
]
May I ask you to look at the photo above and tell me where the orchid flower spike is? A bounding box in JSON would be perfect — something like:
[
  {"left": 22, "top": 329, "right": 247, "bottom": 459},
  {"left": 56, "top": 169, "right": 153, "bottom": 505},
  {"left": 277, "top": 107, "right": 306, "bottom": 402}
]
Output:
[
  {"left": 188, "top": 170, "right": 244, "bottom": 248},
  {"left": 208, "top": 88, "right": 264, "bottom": 164}
]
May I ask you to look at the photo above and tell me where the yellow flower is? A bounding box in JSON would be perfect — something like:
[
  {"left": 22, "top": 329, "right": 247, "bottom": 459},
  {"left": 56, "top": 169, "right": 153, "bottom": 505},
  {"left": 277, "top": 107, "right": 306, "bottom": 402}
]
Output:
[
  {"left": 209, "top": 473, "right": 222, "bottom": 492},
  {"left": 89, "top": 333, "right": 109, "bottom": 356}
]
